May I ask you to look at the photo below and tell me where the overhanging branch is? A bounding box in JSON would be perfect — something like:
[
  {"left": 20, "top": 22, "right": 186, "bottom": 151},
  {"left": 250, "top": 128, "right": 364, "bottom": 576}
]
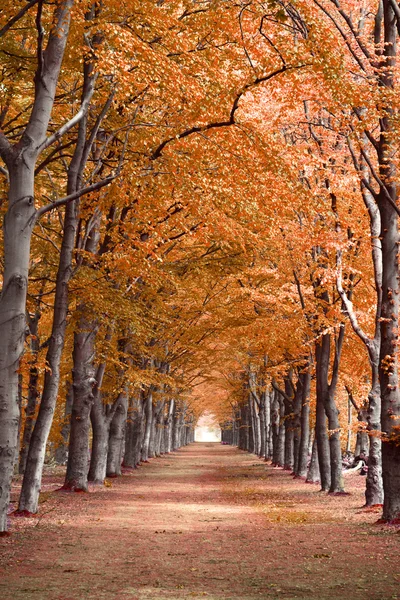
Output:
[{"left": 151, "top": 63, "right": 308, "bottom": 159}]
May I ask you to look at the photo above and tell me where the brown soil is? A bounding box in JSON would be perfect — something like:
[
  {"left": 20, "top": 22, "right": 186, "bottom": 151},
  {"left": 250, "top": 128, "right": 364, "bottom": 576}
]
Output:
[{"left": 1, "top": 443, "right": 399, "bottom": 600}]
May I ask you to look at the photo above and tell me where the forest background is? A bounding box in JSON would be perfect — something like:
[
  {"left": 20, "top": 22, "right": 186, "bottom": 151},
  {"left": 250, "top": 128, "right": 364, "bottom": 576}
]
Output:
[{"left": 1, "top": 0, "right": 400, "bottom": 534}]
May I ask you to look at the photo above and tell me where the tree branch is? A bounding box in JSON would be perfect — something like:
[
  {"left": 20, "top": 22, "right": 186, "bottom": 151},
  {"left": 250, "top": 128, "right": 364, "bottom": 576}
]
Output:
[
  {"left": 345, "top": 385, "right": 361, "bottom": 413},
  {"left": 0, "top": 0, "right": 39, "bottom": 39},
  {"left": 312, "top": 0, "right": 368, "bottom": 73},
  {"left": 0, "top": 130, "right": 11, "bottom": 161},
  {"left": 389, "top": 0, "right": 400, "bottom": 35},
  {"left": 0, "top": 164, "right": 9, "bottom": 181},
  {"left": 38, "top": 74, "right": 98, "bottom": 152},
  {"left": 329, "top": 320, "right": 345, "bottom": 393},
  {"left": 249, "top": 387, "right": 260, "bottom": 407},
  {"left": 336, "top": 249, "right": 370, "bottom": 347},
  {"left": 34, "top": 175, "right": 116, "bottom": 221},
  {"left": 151, "top": 63, "right": 308, "bottom": 159},
  {"left": 328, "top": 0, "right": 373, "bottom": 61},
  {"left": 271, "top": 379, "right": 293, "bottom": 404}
]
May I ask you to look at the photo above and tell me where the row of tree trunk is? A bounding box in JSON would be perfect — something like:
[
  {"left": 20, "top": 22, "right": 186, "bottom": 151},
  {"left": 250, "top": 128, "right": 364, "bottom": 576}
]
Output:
[
  {"left": 221, "top": 367, "right": 376, "bottom": 496},
  {"left": 16, "top": 381, "right": 195, "bottom": 516}
]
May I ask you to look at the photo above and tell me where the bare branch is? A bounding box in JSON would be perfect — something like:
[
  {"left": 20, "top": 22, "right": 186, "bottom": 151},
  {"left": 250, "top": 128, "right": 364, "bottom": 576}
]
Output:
[
  {"left": 259, "top": 15, "right": 286, "bottom": 67},
  {"left": 356, "top": 140, "right": 400, "bottom": 216},
  {"left": 249, "top": 387, "right": 260, "bottom": 406}
]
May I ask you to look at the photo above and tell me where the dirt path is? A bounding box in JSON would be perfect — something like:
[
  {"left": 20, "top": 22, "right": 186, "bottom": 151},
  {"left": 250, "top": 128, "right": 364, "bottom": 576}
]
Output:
[{"left": 1, "top": 443, "right": 399, "bottom": 600}]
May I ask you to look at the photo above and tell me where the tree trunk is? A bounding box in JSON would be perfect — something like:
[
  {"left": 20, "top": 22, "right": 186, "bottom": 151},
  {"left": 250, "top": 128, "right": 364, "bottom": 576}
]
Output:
[
  {"left": 55, "top": 383, "right": 74, "bottom": 465},
  {"left": 267, "top": 393, "right": 274, "bottom": 459},
  {"left": 284, "top": 416, "right": 294, "bottom": 471},
  {"left": 141, "top": 390, "right": 153, "bottom": 461},
  {"left": 292, "top": 378, "right": 303, "bottom": 475},
  {"left": 106, "top": 391, "right": 128, "bottom": 477},
  {"left": 248, "top": 394, "right": 258, "bottom": 455},
  {"left": 282, "top": 376, "right": 294, "bottom": 471},
  {"left": 272, "top": 391, "right": 285, "bottom": 467},
  {"left": 247, "top": 399, "right": 255, "bottom": 454},
  {"left": 13, "top": 18, "right": 98, "bottom": 514},
  {"left": 88, "top": 365, "right": 116, "bottom": 484},
  {"left": 0, "top": 163, "right": 36, "bottom": 528},
  {"left": 149, "top": 398, "right": 164, "bottom": 458},
  {"left": 259, "top": 398, "right": 266, "bottom": 459},
  {"left": 164, "top": 399, "right": 175, "bottom": 453},
  {"left": 88, "top": 407, "right": 111, "bottom": 484},
  {"left": 355, "top": 417, "right": 369, "bottom": 457},
  {"left": 365, "top": 355, "right": 383, "bottom": 506},
  {"left": 18, "top": 198, "right": 80, "bottom": 512},
  {"left": 375, "top": 0, "right": 400, "bottom": 523},
  {"left": 18, "top": 312, "right": 41, "bottom": 475},
  {"left": 63, "top": 317, "right": 98, "bottom": 491},
  {"left": 324, "top": 390, "right": 344, "bottom": 494},
  {"left": 297, "top": 370, "right": 310, "bottom": 478},
  {"left": 241, "top": 404, "right": 250, "bottom": 451},
  {"left": 123, "top": 394, "right": 144, "bottom": 468},
  {"left": 0, "top": 0, "right": 74, "bottom": 532},
  {"left": 315, "top": 336, "right": 332, "bottom": 491},
  {"left": 307, "top": 435, "right": 320, "bottom": 483},
  {"left": 155, "top": 399, "right": 166, "bottom": 456}
]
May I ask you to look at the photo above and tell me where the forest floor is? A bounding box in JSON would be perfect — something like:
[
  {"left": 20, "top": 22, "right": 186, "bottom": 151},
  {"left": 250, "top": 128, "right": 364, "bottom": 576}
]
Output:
[{"left": 1, "top": 443, "right": 400, "bottom": 600}]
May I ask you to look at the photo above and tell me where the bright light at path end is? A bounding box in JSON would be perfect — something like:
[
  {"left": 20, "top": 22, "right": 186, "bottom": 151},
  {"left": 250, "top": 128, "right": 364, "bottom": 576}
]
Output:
[{"left": 195, "top": 412, "right": 221, "bottom": 442}]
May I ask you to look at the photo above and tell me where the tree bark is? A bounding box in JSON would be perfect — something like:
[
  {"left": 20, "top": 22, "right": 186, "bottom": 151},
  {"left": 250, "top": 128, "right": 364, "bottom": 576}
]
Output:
[
  {"left": 307, "top": 435, "right": 320, "bottom": 483},
  {"left": 164, "top": 399, "right": 175, "bottom": 453},
  {"left": 297, "top": 370, "right": 311, "bottom": 478},
  {"left": 18, "top": 311, "right": 41, "bottom": 475},
  {"left": 315, "top": 334, "right": 334, "bottom": 491},
  {"left": 377, "top": 0, "right": 400, "bottom": 522},
  {"left": 292, "top": 376, "right": 303, "bottom": 475},
  {"left": 54, "top": 382, "right": 73, "bottom": 465},
  {"left": 141, "top": 389, "right": 153, "bottom": 461},
  {"left": 123, "top": 393, "right": 144, "bottom": 468},
  {"left": 106, "top": 390, "right": 128, "bottom": 477},
  {"left": 63, "top": 316, "right": 98, "bottom": 491},
  {"left": 0, "top": 2, "right": 76, "bottom": 528},
  {"left": 272, "top": 390, "right": 285, "bottom": 467},
  {"left": 16, "top": 45, "right": 97, "bottom": 513}
]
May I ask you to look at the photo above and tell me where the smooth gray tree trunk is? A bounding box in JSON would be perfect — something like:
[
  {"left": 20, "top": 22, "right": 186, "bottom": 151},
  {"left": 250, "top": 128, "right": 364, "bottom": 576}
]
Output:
[
  {"left": 54, "top": 383, "right": 73, "bottom": 465},
  {"left": 0, "top": 1, "right": 74, "bottom": 530},
  {"left": 19, "top": 311, "right": 41, "bottom": 475},
  {"left": 141, "top": 390, "right": 153, "bottom": 462},
  {"left": 63, "top": 316, "right": 98, "bottom": 491},
  {"left": 16, "top": 35, "right": 99, "bottom": 514},
  {"left": 307, "top": 435, "right": 320, "bottom": 483},
  {"left": 297, "top": 370, "right": 311, "bottom": 478},
  {"left": 107, "top": 390, "right": 128, "bottom": 477}
]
